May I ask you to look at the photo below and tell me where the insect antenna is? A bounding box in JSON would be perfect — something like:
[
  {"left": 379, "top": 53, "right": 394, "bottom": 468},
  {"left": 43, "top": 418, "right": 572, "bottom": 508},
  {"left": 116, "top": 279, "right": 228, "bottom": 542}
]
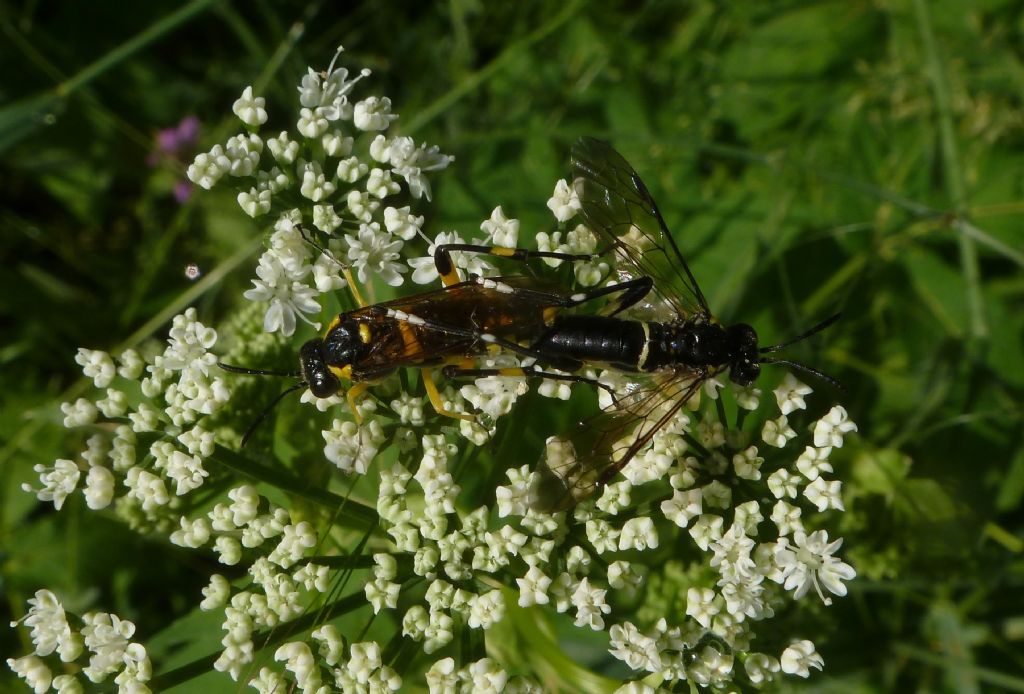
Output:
[
  {"left": 218, "top": 362, "right": 303, "bottom": 378},
  {"left": 239, "top": 382, "right": 308, "bottom": 447},
  {"left": 759, "top": 313, "right": 841, "bottom": 354},
  {"left": 217, "top": 362, "right": 307, "bottom": 446},
  {"left": 759, "top": 357, "right": 844, "bottom": 391}
]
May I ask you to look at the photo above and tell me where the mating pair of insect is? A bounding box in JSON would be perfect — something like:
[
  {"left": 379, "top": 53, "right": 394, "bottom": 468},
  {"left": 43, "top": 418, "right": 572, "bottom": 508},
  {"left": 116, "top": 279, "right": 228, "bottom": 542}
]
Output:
[{"left": 222, "top": 138, "right": 839, "bottom": 512}]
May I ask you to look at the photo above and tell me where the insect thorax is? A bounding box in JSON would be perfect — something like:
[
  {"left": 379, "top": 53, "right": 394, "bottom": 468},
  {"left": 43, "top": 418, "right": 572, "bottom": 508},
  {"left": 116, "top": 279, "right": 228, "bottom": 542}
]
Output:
[{"left": 646, "top": 320, "right": 759, "bottom": 384}]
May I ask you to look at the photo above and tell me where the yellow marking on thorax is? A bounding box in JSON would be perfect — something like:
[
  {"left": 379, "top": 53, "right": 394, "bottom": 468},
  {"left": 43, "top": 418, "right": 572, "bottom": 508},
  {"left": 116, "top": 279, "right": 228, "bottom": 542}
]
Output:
[
  {"left": 326, "top": 315, "right": 342, "bottom": 334},
  {"left": 329, "top": 364, "right": 353, "bottom": 381},
  {"left": 359, "top": 323, "right": 373, "bottom": 343},
  {"left": 543, "top": 307, "right": 559, "bottom": 326}
]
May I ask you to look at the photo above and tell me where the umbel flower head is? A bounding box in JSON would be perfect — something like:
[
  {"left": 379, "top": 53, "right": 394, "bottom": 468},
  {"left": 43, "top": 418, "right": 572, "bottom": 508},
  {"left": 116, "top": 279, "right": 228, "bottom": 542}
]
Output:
[{"left": 11, "top": 49, "right": 857, "bottom": 693}]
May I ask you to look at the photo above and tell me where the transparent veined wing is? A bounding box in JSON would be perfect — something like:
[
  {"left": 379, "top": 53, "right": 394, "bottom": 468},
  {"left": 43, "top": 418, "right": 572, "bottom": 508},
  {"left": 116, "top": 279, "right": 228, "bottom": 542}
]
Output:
[
  {"left": 570, "top": 137, "right": 710, "bottom": 321},
  {"left": 529, "top": 370, "right": 710, "bottom": 512}
]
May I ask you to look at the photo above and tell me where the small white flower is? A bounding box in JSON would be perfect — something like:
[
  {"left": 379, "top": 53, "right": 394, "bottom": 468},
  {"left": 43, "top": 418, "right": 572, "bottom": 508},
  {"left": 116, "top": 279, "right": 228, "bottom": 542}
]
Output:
[
  {"left": 607, "top": 622, "right": 662, "bottom": 673},
  {"left": 732, "top": 446, "right": 763, "bottom": 480},
  {"left": 423, "top": 610, "right": 454, "bottom": 654},
  {"left": 83, "top": 465, "right": 115, "bottom": 510},
  {"left": 61, "top": 398, "right": 97, "bottom": 428},
  {"left": 75, "top": 348, "right": 115, "bottom": 388},
  {"left": 268, "top": 521, "right": 317, "bottom": 569},
  {"left": 710, "top": 523, "right": 758, "bottom": 584},
  {"left": 734, "top": 383, "right": 762, "bottom": 410},
  {"left": 516, "top": 565, "right": 552, "bottom": 607},
  {"left": 607, "top": 560, "right": 642, "bottom": 591},
  {"left": 224, "top": 132, "right": 262, "bottom": 176},
  {"left": 744, "top": 653, "right": 781, "bottom": 684},
  {"left": 495, "top": 465, "right": 531, "bottom": 518},
  {"left": 124, "top": 467, "right": 169, "bottom": 511},
  {"left": 298, "top": 159, "right": 336, "bottom": 201},
  {"left": 762, "top": 415, "right": 797, "bottom": 448},
  {"left": 773, "top": 530, "right": 856, "bottom": 604},
  {"left": 337, "top": 155, "right": 369, "bottom": 183},
  {"left": 323, "top": 418, "right": 386, "bottom": 474},
  {"left": 267, "top": 131, "right": 299, "bottom": 164},
  {"left": 425, "top": 656, "right": 457, "bottom": 691},
  {"left": 353, "top": 96, "right": 398, "bottom": 131},
  {"left": 23, "top": 460, "right": 80, "bottom": 510},
  {"left": 780, "top": 639, "right": 824, "bottom": 678},
  {"left": 296, "top": 106, "right": 329, "bottom": 138},
  {"left": 346, "top": 223, "right": 407, "bottom": 287},
  {"left": 365, "top": 578, "right": 401, "bottom": 613},
  {"left": 383, "top": 205, "right": 423, "bottom": 240},
  {"left": 461, "top": 374, "right": 527, "bottom": 421},
  {"left": 585, "top": 518, "right": 621, "bottom": 554},
  {"left": 383, "top": 137, "right": 453, "bottom": 201},
  {"left": 771, "top": 500, "right": 803, "bottom": 536},
  {"left": 660, "top": 488, "right": 703, "bottom": 528},
  {"left": 467, "top": 590, "right": 505, "bottom": 629},
  {"left": 571, "top": 578, "right": 611, "bottom": 630},
  {"left": 322, "top": 130, "right": 353, "bottom": 157},
  {"left": 243, "top": 254, "right": 322, "bottom": 336},
  {"left": 11, "top": 590, "right": 76, "bottom": 661},
  {"left": 480, "top": 206, "right": 519, "bottom": 247},
  {"left": 773, "top": 374, "right": 812, "bottom": 415},
  {"left": 366, "top": 167, "right": 401, "bottom": 198},
  {"left": 465, "top": 657, "right": 509, "bottom": 693},
  {"left": 547, "top": 179, "right": 581, "bottom": 222},
  {"left": 805, "top": 476, "right": 845, "bottom": 511},
  {"left": 813, "top": 405, "right": 858, "bottom": 448},
  {"left": 685, "top": 587, "right": 720, "bottom": 628},
  {"left": 187, "top": 146, "right": 228, "bottom": 189},
  {"left": 214, "top": 536, "right": 242, "bottom": 566},
  {"left": 117, "top": 349, "right": 144, "bottom": 379},
  {"left": 7, "top": 655, "right": 52, "bottom": 693},
  {"left": 767, "top": 468, "right": 800, "bottom": 499},
  {"left": 618, "top": 517, "right": 659, "bottom": 551},
  {"left": 597, "top": 479, "right": 632, "bottom": 514},
  {"left": 697, "top": 410, "right": 726, "bottom": 448},
  {"left": 237, "top": 187, "right": 272, "bottom": 217},
  {"left": 232, "top": 85, "right": 267, "bottom": 126},
  {"left": 689, "top": 514, "right": 723, "bottom": 551},
  {"left": 298, "top": 48, "right": 368, "bottom": 119},
  {"left": 795, "top": 445, "right": 834, "bottom": 480}
]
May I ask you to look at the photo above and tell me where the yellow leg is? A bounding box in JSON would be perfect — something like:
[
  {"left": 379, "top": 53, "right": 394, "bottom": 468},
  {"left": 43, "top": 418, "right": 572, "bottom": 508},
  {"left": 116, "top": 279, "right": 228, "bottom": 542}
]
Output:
[
  {"left": 422, "top": 369, "right": 475, "bottom": 422},
  {"left": 346, "top": 382, "right": 370, "bottom": 424}
]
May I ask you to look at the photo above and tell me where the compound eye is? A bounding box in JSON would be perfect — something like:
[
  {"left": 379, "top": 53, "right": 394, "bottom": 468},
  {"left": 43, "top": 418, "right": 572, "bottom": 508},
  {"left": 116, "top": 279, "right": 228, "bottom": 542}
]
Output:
[{"left": 308, "top": 370, "right": 341, "bottom": 398}]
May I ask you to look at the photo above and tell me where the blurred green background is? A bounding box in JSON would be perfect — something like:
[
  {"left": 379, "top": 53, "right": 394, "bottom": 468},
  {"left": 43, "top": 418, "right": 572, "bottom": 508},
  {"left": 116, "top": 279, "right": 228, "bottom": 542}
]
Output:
[{"left": 2, "top": 0, "right": 1023, "bottom": 691}]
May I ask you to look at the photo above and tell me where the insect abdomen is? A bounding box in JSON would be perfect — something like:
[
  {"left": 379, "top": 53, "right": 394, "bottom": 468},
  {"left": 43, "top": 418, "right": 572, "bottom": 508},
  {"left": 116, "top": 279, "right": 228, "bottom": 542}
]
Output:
[{"left": 532, "top": 315, "right": 647, "bottom": 371}]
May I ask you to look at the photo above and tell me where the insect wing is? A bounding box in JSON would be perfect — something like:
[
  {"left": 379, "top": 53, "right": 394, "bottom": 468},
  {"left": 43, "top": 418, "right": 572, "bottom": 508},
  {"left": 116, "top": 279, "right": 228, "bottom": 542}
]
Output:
[
  {"left": 570, "top": 137, "right": 710, "bottom": 320},
  {"left": 530, "top": 371, "right": 706, "bottom": 512},
  {"left": 350, "top": 278, "right": 570, "bottom": 376}
]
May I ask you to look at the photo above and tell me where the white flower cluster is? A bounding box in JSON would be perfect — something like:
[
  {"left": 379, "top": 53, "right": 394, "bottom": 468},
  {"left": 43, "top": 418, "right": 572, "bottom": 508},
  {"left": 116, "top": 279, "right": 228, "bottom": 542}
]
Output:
[
  {"left": 187, "top": 47, "right": 464, "bottom": 336},
  {"left": 24, "top": 308, "right": 228, "bottom": 518},
  {"left": 7, "top": 590, "right": 151, "bottom": 692}
]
